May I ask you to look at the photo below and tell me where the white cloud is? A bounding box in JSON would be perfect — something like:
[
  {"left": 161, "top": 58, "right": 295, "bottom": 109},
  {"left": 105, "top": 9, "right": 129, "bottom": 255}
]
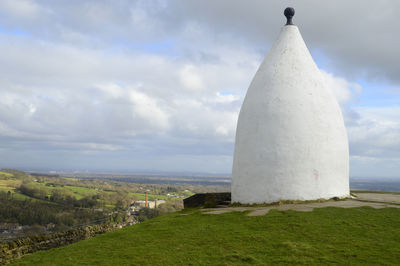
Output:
[
  {"left": 318, "top": 69, "right": 400, "bottom": 177},
  {"left": 0, "top": 0, "right": 41, "bottom": 19},
  {"left": 0, "top": 21, "right": 259, "bottom": 173},
  {"left": 179, "top": 65, "right": 204, "bottom": 91},
  {"left": 321, "top": 70, "right": 362, "bottom": 105},
  {"left": 129, "top": 89, "right": 170, "bottom": 131},
  {"left": 97, "top": 83, "right": 125, "bottom": 99},
  {"left": 0, "top": 1, "right": 399, "bottom": 176},
  {"left": 77, "top": 142, "right": 124, "bottom": 151},
  {"left": 348, "top": 106, "right": 400, "bottom": 157},
  {"left": 214, "top": 92, "right": 240, "bottom": 104}
]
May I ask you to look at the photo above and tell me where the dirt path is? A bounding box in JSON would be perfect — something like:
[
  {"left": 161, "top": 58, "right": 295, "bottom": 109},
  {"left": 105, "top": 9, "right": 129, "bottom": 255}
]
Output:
[
  {"left": 352, "top": 192, "right": 400, "bottom": 204},
  {"left": 201, "top": 192, "right": 400, "bottom": 216}
]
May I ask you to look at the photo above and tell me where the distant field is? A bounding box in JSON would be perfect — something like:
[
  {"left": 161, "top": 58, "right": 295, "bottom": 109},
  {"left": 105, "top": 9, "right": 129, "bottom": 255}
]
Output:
[
  {"left": 0, "top": 173, "right": 104, "bottom": 203},
  {"left": 0, "top": 179, "right": 20, "bottom": 190},
  {"left": 61, "top": 185, "right": 98, "bottom": 199},
  {"left": 0, "top": 171, "right": 13, "bottom": 178},
  {"left": 0, "top": 173, "right": 19, "bottom": 191},
  {"left": 66, "top": 175, "right": 231, "bottom": 186},
  {"left": 13, "top": 207, "right": 400, "bottom": 265},
  {"left": 24, "top": 181, "right": 101, "bottom": 199},
  {"left": 0, "top": 173, "right": 37, "bottom": 201},
  {"left": 128, "top": 192, "right": 170, "bottom": 201}
]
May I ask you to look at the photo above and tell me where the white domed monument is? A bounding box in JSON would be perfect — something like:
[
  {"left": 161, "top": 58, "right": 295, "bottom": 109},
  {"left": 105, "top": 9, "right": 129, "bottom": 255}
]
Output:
[{"left": 231, "top": 7, "right": 349, "bottom": 204}]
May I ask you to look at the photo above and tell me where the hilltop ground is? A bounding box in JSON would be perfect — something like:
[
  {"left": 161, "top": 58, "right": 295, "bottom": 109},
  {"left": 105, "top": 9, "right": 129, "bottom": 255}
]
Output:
[
  {"left": 203, "top": 192, "right": 400, "bottom": 215},
  {"left": 12, "top": 192, "right": 400, "bottom": 265}
]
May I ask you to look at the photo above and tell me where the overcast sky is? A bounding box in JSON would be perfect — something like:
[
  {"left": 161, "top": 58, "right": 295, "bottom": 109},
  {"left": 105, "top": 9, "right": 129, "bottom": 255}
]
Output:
[{"left": 0, "top": 0, "right": 399, "bottom": 178}]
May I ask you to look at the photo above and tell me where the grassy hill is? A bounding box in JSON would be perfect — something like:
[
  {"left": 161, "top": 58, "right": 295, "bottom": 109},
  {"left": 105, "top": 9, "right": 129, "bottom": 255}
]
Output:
[{"left": 12, "top": 206, "right": 400, "bottom": 265}]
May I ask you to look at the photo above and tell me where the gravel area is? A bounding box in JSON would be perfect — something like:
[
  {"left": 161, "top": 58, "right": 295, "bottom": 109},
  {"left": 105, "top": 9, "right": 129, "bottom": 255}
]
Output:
[
  {"left": 352, "top": 192, "right": 400, "bottom": 204},
  {"left": 201, "top": 193, "right": 400, "bottom": 216}
]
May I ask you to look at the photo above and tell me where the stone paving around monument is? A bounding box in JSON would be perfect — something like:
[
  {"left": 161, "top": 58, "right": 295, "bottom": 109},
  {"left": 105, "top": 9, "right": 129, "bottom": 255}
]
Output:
[{"left": 200, "top": 192, "right": 400, "bottom": 216}]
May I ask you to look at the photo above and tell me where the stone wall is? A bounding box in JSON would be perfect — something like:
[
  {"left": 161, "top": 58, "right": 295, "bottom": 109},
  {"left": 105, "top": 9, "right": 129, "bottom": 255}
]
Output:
[
  {"left": 183, "top": 192, "right": 231, "bottom": 208},
  {"left": 0, "top": 223, "right": 119, "bottom": 265}
]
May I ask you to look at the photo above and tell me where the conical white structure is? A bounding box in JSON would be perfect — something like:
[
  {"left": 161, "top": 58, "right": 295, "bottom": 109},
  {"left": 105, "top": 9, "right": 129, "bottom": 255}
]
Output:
[{"left": 232, "top": 11, "right": 349, "bottom": 204}]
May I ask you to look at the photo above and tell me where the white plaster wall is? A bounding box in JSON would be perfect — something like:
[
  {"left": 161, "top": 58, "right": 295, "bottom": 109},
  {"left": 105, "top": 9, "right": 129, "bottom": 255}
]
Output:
[{"left": 231, "top": 25, "right": 349, "bottom": 204}]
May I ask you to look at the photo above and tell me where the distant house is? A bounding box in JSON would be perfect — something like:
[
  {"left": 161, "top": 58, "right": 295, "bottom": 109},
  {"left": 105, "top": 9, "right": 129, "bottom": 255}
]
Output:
[{"left": 129, "top": 199, "right": 166, "bottom": 212}]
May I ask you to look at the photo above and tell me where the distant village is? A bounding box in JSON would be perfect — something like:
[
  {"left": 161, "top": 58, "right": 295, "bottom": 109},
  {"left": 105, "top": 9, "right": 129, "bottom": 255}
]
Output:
[{"left": 127, "top": 198, "right": 166, "bottom": 214}]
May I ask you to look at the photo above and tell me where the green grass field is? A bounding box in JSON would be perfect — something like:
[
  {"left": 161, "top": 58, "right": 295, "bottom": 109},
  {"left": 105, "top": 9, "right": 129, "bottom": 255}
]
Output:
[
  {"left": 0, "top": 179, "right": 20, "bottom": 191},
  {"left": 0, "top": 175, "right": 38, "bottom": 201},
  {"left": 0, "top": 171, "right": 13, "bottom": 178},
  {"left": 62, "top": 185, "right": 98, "bottom": 199},
  {"left": 128, "top": 192, "right": 170, "bottom": 201},
  {"left": 12, "top": 207, "right": 400, "bottom": 265},
  {"left": 0, "top": 173, "right": 103, "bottom": 203},
  {"left": 23, "top": 181, "right": 102, "bottom": 200}
]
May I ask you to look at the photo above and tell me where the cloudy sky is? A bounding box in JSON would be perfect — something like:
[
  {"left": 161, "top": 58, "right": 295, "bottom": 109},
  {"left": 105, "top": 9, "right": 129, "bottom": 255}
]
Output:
[{"left": 0, "top": 0, "right": 399, "bottom": 178}]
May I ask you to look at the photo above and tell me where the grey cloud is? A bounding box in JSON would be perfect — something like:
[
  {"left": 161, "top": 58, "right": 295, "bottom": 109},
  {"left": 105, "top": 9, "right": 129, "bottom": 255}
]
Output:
[
  {"left": 3, "top": 0, "right": 397, "bottom": 86},
  {"left": 163, "top": 0, "right": 400, "bottom": 85}
]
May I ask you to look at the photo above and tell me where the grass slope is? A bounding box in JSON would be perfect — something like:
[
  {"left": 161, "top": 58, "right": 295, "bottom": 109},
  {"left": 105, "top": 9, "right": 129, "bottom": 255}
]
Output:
[{"left": 13, "top": 207, "right": 400, "bottom": 265}]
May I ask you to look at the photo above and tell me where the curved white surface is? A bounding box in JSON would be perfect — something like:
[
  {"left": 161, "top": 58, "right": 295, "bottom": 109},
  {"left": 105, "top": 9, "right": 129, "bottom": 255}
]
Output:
[{"left": 231, "top": 25, "right": 349, "bottom": 204}]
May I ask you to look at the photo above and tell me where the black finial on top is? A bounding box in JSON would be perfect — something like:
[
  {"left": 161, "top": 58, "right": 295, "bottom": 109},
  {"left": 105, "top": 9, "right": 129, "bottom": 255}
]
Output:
[{"left": 284, "top": 7, "right": 295, "bottom": 25}]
